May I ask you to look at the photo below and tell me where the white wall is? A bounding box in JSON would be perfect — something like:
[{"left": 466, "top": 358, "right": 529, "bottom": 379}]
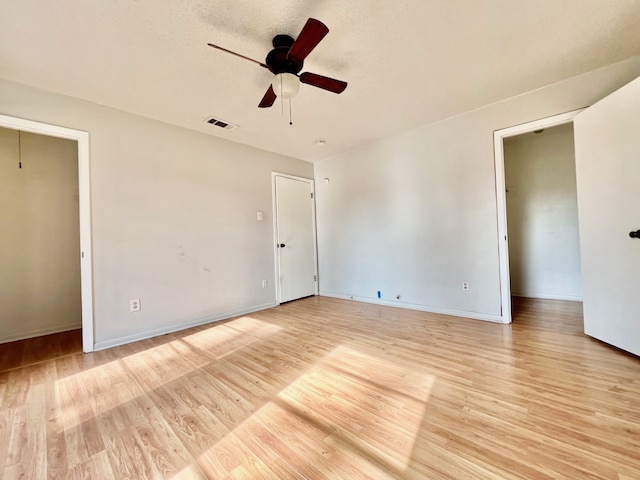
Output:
[
  {"left": 314, "top": 57, "right": 640, "bottom": 321},
  {"left": 504, "top": 124, "right": 582, "bottom": 301},
  {"left": 0, "top": 129, "right": 81, "bottom": 342},
  {"left": 0, "top": 78, "right": 312, "bottom": 349}
]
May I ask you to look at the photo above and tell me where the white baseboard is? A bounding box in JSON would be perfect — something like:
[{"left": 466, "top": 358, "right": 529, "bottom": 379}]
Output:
[
  {"left": 0, "top": 323, "right": 81, "bottom": 345},
  {"left": 319, "top": 291, "right": 505, "bottom": 323},
  {"left": 93, "top": 301, "right": 279, "bottom": 351},
  {"left": 512, "top": 293, "right": 583, "bottom": 302}
]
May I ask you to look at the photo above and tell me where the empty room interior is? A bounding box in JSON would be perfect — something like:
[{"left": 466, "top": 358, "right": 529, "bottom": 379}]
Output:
[{"left": 1, "top": 1, "right": 639, "bottom": 479}]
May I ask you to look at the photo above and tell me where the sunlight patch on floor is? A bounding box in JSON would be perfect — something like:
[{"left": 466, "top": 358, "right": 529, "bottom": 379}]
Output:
[
  {"left": 170, "top": 463, "right": 208, "bottom": 480},
  {"left": 278, "top": 344, "right": 435, "bottom": 471},
  {"left": 181, "top": 316, "right": 283, "bottom": 361},
  {"left": 55, "top": 317, "right": 282, "bottom": 433},
  {"left": 197, "top": 344, "right": 435, "bottom": 476}
]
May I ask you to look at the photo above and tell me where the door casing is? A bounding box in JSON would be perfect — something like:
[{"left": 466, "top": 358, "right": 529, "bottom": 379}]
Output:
[
  {"left": 0, "top": 114, "right": 94, "bottom": 352},
  {"left": 493, "top": 109, "right": 584, "bottom": 323}
]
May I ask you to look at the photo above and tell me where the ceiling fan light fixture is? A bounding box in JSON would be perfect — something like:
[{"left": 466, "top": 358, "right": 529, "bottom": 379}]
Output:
[{"left": 271, "top": 73, "right": 300, "bottom": 99}]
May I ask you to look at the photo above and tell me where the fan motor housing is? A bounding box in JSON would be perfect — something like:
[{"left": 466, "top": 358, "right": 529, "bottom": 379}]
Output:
[{"left": 266, "top": 35, "right": 303, "bottom": 75}]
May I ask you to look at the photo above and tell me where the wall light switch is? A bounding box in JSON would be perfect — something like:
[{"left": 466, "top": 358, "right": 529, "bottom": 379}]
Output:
[{"left": 257, "top": 211, "right": 263, "bottom": 221}]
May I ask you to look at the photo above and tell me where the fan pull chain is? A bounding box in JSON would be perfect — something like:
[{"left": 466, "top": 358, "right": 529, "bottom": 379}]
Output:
[
  {"left": 289, "top": 98, "right": 293, "bottom": 126},
  {"left": 280, "top": 76, "right": 284, "bottom": 116},
  {"left": 18, "top": 130, "right": 22, "bottom": 169}
]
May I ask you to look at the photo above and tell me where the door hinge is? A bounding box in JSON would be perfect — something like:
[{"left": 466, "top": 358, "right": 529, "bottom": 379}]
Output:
[
  {"left": 314, "top": 275, "right": 317, "bottom": 282},
  {"left": 310, "top": 192, "right": 314, "bottom": 199}
]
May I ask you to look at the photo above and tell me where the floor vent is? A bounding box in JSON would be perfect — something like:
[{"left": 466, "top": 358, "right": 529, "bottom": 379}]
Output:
[{"left": 204, "top": 116, "right": 238, "bottom": 131}]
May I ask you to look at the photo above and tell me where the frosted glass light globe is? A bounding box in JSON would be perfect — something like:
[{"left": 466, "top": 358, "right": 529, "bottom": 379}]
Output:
[{"left": 271, "top": 73, "right": 300, "bottom": 99}]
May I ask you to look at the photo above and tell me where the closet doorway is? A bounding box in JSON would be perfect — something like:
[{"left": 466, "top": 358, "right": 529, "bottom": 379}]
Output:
[
  {"left": 503, "top": 123, "right": 582, "bottom": 306},
  {"left": 0, "top": 115, "right": 93, "bottom": 352},
  {"left": 493, "top": 109, "right": 582, "bottom": 324}
]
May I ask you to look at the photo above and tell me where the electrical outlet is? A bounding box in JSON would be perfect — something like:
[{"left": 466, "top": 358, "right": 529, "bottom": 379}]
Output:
[
  {"left": 130, "top": 298, "right": 141, "bottom": 312},
  {"left": 462, "top": 282, "right": 469, "bottom": 291},
  {"left": 261, "top": 279, "right": 268, "bottom": 288}
]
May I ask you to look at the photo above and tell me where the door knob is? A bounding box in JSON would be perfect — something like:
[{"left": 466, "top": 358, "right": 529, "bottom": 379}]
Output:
[
  {"left": 630, "top": 230, "right": 640, "bottom": 239},
  {"left": 279, "top": 243, "right": 286, "bottom": 248}
]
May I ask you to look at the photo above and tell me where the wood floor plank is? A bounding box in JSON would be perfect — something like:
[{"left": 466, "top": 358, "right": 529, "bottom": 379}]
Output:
[
  {"left": 1, "top": 296, "right": 640, "bottom": 478},
  {"left": 94, "top": 408, "right": 138, "bottom": 479}
]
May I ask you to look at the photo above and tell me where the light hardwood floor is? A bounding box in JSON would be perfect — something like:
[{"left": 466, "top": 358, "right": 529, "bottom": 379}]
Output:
[{"left": 1, "top": 297, "right": 639, "bottom": 479}]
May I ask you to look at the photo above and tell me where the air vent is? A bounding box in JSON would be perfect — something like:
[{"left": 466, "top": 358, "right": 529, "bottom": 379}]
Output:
[{"left": 204, "top": 116, "right": 238, "bottom": 131}]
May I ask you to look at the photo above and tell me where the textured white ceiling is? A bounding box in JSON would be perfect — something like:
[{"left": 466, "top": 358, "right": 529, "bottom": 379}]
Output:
[{"left": 1, "top": 1, "right": 639, "bottom": 162}]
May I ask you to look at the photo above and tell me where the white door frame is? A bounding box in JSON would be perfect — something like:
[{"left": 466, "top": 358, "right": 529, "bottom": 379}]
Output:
[
  {"left": 493, "top": 109, "right": 584, "bottom": 324},
  {"left": 0, "top": 114, "right": 94, "bottom": 352},
  {"left": 271, "top": 172, "right": 318, "bottom": 304}
]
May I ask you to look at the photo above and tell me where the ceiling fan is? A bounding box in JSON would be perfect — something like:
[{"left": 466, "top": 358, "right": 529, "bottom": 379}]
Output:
[{"left": 208, "top": 18, "right": 348, "bottom": 109}]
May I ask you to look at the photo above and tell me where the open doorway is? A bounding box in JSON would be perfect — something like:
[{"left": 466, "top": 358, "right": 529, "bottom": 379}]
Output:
[
  {"left": 0, "top": 114, "right": 94, "bottom": 352},
  {"left": 0, "top": 128, "right": 82, "bottom": 344},
  {"left": 494, "top": 110, "right": 583, "bottom": 324},
  {"left": 503, "top": 123, "right": 583, "bottom": 328},
  {"left": 504, "top": 123, "right": 582, "bottom": 303}
]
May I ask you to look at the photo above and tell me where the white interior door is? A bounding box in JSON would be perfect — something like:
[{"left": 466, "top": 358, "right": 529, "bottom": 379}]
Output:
[
  {"left": 574, "top": 76, "right": 640, "bottom": 356},
  {"left": 274, "top": 174, "right": 317, "bottom": 303}
]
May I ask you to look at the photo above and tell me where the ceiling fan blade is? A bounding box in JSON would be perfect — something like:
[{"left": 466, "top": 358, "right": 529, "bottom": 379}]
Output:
[
  {"left": 207, "top": 43, "right": 269, "bottom": 69},
  {"left": 258, "top": 85, "right": 277, "bottom": 108},
  {"left": 287, "top": 18, "right": 329, "bottom": 62},
  {"left": 300, "top": 72, "right": 347, "bottom": 94}
]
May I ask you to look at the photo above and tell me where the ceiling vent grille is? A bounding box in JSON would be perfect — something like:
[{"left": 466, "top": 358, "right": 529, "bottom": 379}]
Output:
[{"left": 204, "top": 116, "right": 238, "bottom": 131}]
